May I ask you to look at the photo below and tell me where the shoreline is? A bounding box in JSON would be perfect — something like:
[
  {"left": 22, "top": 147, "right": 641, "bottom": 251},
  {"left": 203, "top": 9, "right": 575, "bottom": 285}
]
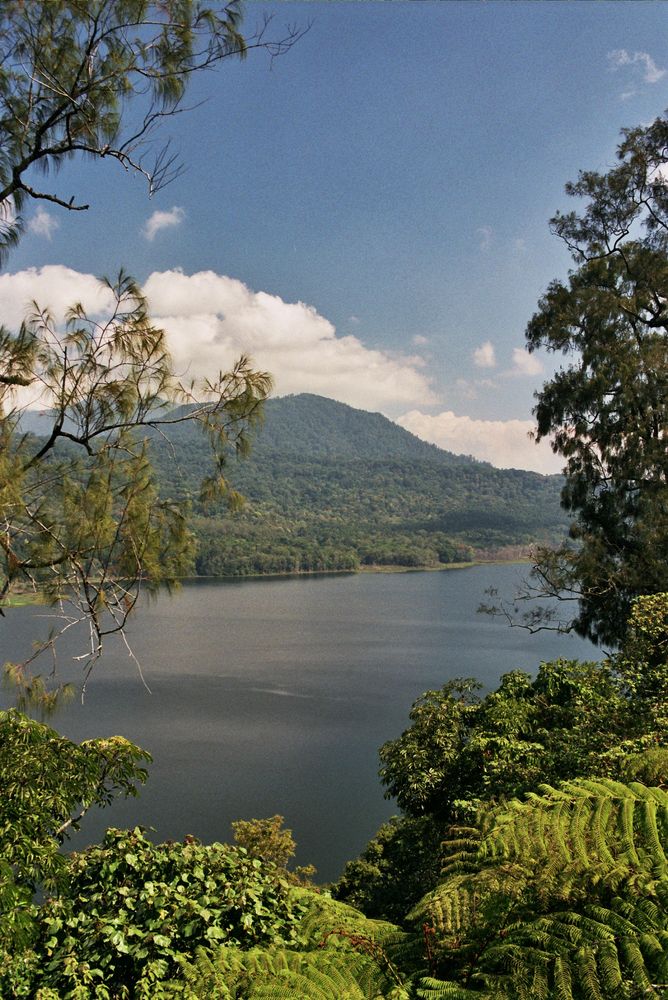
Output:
[
  {"left": 1, "top": 557, "right": 533, "bottom": 608},
  {"left": 189, "top": 556, "right": 533, "bottom": 582}
]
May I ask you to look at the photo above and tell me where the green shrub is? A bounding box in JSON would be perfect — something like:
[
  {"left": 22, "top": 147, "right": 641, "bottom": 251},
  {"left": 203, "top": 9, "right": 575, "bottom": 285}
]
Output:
[{"left": 29, "top": 828, "right": 305, "bottom": 998}]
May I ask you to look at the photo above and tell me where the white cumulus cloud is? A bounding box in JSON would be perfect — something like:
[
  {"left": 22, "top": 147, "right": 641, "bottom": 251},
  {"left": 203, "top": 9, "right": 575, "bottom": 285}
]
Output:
[
  {"left": 396, "top": 409, "right": 562, "bottom": 474},
  {"left": 142, "top": 206, "right": 185, "bottom": 241},
  {"left": 143, "top": 269, "right": 438, "bottom": 411},
  {"left": 0, "top": 266, "right": 438, "bottom": 414},
  {"left": 0, "top": 265, "right": 115, "bottom": 328},
  {"left": 27, "top": 207, "right": 60, "bottom": 240},
  {"left": 473, "top": 341, "right": 496, "bottom": 368}
]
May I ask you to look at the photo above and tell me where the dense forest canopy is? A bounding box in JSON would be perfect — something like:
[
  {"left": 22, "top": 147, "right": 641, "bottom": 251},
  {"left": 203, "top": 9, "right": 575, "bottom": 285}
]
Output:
[
  {"left": 150, "top": 394, "right": 569, "bottom": 577},
  {"left": 17, "top": 393, "right": 568, "bottom": 583}
]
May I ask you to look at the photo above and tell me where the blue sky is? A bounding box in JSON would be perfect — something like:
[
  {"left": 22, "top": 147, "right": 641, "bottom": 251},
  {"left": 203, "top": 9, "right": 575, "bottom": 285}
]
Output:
[{"left": 2, "top": 0, "right": 668, "bottom": 471}]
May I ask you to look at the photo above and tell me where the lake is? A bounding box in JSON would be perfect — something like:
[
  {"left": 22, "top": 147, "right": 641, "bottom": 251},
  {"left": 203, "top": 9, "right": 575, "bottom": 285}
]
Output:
[{"left": 1, "top": 564, "right": 598, "bottom": 881}]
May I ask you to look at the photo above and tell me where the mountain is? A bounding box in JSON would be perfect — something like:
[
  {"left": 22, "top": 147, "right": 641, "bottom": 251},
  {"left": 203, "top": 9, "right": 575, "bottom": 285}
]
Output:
[
  {"left": 148, "top": 394, "right": 568, "bottom": 577},
  {"left": 243, "top": 394, "right": 473, "bottom": 464}
]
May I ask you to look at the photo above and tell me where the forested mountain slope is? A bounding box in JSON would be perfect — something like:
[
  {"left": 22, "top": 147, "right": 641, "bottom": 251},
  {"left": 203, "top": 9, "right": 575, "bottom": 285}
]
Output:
[
  {"left": 233, "top": 393, "right": 469, "bottom": 463},
  {"left": 149, "top": 394, "right": 568, "bottom": 576}
]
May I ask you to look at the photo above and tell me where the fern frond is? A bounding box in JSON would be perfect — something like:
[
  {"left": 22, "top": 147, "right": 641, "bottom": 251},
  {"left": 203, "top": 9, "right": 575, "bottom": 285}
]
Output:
[
  {"left": 415, "top": 977, "right": 491, "bottom": 999},
  {"left": 552, "top": 955, "right": 573, "bottom": 1000},
  {"left": 294, "top": 889, "right": 402, "bottom": 949},
  {"left": 167, "top": 937, "right": 408, "bottom": 999},
  {"left": 409, "top": 774, "right": 668, "bottom": 999}
]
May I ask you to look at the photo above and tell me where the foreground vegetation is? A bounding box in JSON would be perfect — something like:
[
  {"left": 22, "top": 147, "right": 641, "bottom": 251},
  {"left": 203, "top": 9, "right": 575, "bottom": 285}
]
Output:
[{"left": 2, "top": 593, "right": 667, "bottom": 998}]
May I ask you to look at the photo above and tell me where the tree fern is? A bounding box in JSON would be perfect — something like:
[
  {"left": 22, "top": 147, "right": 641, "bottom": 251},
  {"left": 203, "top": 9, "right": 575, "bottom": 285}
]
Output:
[
  {"left": 293, "top": 889, "right": 402, "bottom": 950},
  {"left": 410, "top": 773, "right": 668, "bottom": 998},
  {"left": 245, "top": 948, "right": 405, "bottom": 998},
  {"left": 166, "top": 944, "right": 411, "bottom": 999},
  {"left": 165, "top": 891, "right": 412, "bottom": 999},
  {"left": 414, "top": 979, "right": 492, "bottom": 999}
]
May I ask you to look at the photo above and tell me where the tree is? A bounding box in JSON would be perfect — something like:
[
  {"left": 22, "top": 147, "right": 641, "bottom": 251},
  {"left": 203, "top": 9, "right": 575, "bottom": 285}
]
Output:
[
  {"left": 410, "top": 770, "right": 668, "bottom": 999},
  {"left": 231, "top": 814, "right": 317, "bottom": 885},
  {"left": 338, "top": 597, "right": 668, "bottom": 922},
  {"left": 0, "top": 1, "right": 305, "bottom": 696},
  {"left": 6, "top": 827, "right": 305, "bottom": 997},
  {"left": 0, "top": 708, "right": 150, "bottom": 975},
  {"left": 516, "top": 113, "right": 668, "bottom": 645},
  {"left": 0, "top": 274, "right": 271, "bottom": 698},
  {"left": 376, "top": 664, "right": 635, "bottom": 821},
  {"left": 332, "top": 814, "right": 444, "bottom": 925},
  {"left": 0, "top": 0, "right": 303, "bottom": 263},
  {"left": 612, "top": 591, "right": 668, "bottom": 745}
]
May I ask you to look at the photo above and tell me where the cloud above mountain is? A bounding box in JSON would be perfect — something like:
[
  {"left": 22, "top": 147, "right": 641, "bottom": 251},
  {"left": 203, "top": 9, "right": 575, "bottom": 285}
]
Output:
[
  {"left": 141, "top": 269, "right": 439, "bottom": 411},
  {"left": 396, "top": 409, "right": 562, "bottom": 474},
  {"left": 0, "top": 265, "right": 438, "bottom": 413},
  {"left": 0, "top": 266, "right": 562, "bottom": 472}
]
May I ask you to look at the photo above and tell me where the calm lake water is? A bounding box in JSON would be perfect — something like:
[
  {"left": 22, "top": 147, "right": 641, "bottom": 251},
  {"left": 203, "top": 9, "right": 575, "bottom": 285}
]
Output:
[{"left": 1, "top": 565, "right": 598, "bottom": 881}]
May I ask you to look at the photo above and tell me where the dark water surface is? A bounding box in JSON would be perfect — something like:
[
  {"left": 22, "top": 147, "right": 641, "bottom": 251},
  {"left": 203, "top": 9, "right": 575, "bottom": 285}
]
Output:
[{"left": 1, "top": 565, "right": 598, "bottom": 880}]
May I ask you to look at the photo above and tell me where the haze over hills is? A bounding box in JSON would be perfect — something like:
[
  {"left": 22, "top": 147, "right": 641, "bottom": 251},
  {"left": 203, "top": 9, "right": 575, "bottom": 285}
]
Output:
[{"left": 149, "top": 394, "right": 568, "bottom": 576}]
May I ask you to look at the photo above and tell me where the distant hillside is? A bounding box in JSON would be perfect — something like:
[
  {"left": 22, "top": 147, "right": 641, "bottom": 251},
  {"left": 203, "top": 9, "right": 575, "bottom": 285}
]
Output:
[
  {"left": 148, "top": 394, "right": 568, "bottom": 577},
  {"left": 247, "top": 394, "right": 473, "bottom": 465}
]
